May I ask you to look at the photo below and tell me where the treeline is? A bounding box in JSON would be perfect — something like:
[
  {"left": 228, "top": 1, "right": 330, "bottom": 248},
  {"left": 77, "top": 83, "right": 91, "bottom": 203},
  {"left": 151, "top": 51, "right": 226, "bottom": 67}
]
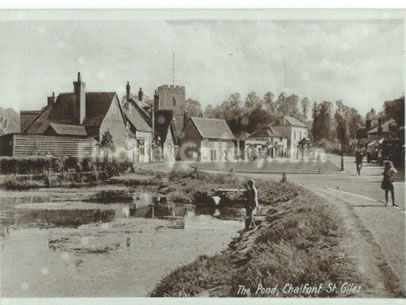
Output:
[
  {"left": 313, "top": 96, "right": 404, "bottom": 149},
  {"left": 184, "top": 92, "right": 311, "bottom": 134},
  {"left": 312, "top": 100, "right": 363, "bottom": 145},
  {"left": 183, "top": 92, "right": 404, "bottom": 146}
]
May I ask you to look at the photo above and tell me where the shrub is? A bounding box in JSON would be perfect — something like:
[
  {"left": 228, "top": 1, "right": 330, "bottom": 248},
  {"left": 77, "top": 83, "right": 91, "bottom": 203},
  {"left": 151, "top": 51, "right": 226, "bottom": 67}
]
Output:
[
  {"left": 3, "top": 175, "right": 43, "bottom": 190},
  {"left": 90, "top": 189, "right": 133, "bottom": 203},
  {"left": 0, "top": 156, "right": 59, "bottom": 175}
]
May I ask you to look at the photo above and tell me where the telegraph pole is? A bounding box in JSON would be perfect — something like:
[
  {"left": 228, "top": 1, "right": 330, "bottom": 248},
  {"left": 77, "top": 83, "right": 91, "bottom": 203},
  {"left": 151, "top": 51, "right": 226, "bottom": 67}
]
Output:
[{"left": 172, "top": 52, "right": 175, "bottom": 86}]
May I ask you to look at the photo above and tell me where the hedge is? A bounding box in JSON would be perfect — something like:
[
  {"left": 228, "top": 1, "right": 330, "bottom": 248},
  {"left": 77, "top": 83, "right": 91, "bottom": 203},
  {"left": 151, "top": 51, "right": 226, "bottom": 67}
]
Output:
[{"left": 0, "top": 156, "right": 134, "bottom": 175}]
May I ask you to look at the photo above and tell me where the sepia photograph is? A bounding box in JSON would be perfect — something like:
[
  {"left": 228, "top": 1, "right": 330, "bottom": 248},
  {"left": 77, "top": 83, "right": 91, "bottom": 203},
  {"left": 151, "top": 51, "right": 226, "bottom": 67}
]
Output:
[{"left": 0, "top": 9, "right": 404, "bottom": 301}]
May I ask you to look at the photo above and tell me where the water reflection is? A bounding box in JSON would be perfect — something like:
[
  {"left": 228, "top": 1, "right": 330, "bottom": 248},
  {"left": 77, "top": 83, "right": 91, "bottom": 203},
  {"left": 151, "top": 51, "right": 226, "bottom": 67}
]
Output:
[
  {"left": 0, "top": 190, "right": 244, "bottom": 297},
  {"left": 1, "top": 209, "right": 115, "bottom": 229}
]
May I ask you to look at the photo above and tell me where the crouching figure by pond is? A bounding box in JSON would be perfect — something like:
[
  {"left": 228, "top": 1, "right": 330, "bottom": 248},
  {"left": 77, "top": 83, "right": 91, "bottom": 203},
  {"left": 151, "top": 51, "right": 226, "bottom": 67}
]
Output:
[{"left": 245, "top": 179, "right": 259, "bottom": 230}]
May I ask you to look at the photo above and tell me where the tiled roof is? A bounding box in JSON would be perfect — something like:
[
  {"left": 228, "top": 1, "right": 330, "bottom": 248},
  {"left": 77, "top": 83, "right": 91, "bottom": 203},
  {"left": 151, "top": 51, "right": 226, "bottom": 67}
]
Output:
[
  {"left": 20, "top": 111, "right": 41, "bottom": 133},
  {"left": 189, "top": 117, "right": 235, "bottom": 140},
  {"left": 249, "top": 126, "right": 284, "bottom": 138},
  {"left": 275, "top": 116, "right": 307, "bottom": 128},
  {"left": 48, "top": 123, "right": 87, "bottom": 136},
  {"left": 123, "top": 102, "right": 152, "bottom": 133},
  {"left": 26, "top": 92, "right": 117, "bottom": 135}
]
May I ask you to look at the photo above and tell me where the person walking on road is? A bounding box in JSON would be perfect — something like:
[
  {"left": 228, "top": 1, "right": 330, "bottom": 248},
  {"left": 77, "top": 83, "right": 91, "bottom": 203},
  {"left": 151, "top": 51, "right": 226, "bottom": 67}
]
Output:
[
  {"left": 381, "top": 160, "right": 398, "bottom": 207},
  {"left": 355, "top": 150, "right": 363, "bottom": 175},
  {"left": 245, "top": 179, "right": 259, "bottom": 230}
]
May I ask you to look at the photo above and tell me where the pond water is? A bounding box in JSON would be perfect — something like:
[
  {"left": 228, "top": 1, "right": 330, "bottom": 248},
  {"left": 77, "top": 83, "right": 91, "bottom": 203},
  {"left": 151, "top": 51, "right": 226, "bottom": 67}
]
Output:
[{"left": 0, "top": 189, "right": 243, "bottom": 297}]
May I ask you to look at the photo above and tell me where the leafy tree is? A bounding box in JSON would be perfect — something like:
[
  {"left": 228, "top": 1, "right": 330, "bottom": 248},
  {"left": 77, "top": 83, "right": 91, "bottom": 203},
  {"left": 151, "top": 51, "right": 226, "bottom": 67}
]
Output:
[
  {"left": 312, "top": 101, "right": 332, "bottom": 143},
  {"left": 263, "top": 92, "right": 276, "bottom": 113},
  {"left": 244, "top": 92, "right": 262, "bottom": 113},
  {"left": 246, "top": 106, "right": 272, "bottom": 132},
  {"left": 184, "top": 98, "right": 202, "bottom": 117},
  {"left": 383, "top": 97, "right": 404, "bottom": 127},
  {"left": 301, "top": 97, "right": 310, "bottom": 120},
  {"left": 100, "top": 130, "right": 115, "bottom": 151},
  {"left": 366, "top": 107, "right": 377, "bottom": 120},
  {"left": 204, "top": 104, "right": 215, "bottom": 118}
]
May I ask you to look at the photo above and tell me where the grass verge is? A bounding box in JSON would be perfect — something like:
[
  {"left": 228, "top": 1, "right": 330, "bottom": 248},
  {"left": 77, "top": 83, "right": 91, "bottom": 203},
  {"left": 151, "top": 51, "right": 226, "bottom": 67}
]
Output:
[{"left": 150, "top": 180, "right": 363, "bottom": 297}]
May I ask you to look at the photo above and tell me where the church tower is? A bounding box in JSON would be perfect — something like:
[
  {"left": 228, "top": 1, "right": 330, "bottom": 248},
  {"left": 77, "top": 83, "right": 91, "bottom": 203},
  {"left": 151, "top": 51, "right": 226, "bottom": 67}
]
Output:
[{"left": 156, "top": 85, "right": 186, "bottom": 135}]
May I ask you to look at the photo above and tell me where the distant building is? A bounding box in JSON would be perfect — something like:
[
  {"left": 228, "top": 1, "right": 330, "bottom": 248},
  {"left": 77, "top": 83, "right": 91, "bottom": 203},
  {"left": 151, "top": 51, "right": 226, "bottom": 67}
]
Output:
[
  {"left": 246, "top": 126, "right": 288, "bottom": 159},
  {"left": 156, "top": 85, "right": 186, "bottom": 137},
  {"left": 180, "top": 117, "right": 235, "bottom": 161},
  {"left": 272, "top": 116, "right": 308, "bottom": 158},
  {"left": 367, "top": 119, "right": 397, "bottom": 142}
]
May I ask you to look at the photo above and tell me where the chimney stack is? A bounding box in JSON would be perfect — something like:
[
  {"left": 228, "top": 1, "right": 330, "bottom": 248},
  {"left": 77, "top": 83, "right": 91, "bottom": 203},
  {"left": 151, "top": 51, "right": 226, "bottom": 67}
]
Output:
[
  {"left": 377, "top": 118, "right": 383, "bottom": 134},
  {"left": 73, "top": 72, "right": 86, "bottom": 125},
  {"left": 154, "top": 90, "right": 160, "bottom": 111},
  {"left": 126, "top": 81, "right": 131, "bottom": 101},
  {"left": 47, "top": 92, "right": 55, "bottom": 106},
  {"left": 366, "top": 119, "right": 371, "bottom": 130},
  {"left": 138, "top": 88, "right": 143, "bottom": 101}
]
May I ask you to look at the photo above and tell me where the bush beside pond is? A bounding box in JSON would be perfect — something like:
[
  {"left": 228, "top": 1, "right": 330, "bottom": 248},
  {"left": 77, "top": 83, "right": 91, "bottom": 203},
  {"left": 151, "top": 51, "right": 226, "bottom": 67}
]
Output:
[{"left": 89, "top": 189, "right": 133, "bottom": 204}]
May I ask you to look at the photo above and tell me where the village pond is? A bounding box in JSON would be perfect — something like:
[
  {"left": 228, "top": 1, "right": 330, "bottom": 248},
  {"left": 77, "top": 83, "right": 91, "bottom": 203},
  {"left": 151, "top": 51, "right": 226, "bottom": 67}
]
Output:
[{"left": 0, "top": 186, "right": 244, "bottom": 297}]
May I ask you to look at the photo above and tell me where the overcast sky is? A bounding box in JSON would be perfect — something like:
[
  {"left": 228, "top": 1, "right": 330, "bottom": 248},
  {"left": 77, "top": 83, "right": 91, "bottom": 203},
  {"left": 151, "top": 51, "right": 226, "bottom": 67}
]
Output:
[{"left": 0, "top": 18, "right": 403, "bottom": 115}]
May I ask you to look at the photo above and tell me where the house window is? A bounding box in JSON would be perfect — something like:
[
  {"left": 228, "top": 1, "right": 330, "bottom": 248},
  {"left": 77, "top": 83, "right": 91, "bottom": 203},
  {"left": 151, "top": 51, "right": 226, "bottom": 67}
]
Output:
[
  {"left": 280, "top": 137, "right": 283, "bottom": 141},
  {"left": 111, "top": 104, "right": 119, "bottom": 120},
  {"left": 211, "top": 149, "right": 217, "bottom": 161},
  {"left": 172, "top": 97, "right": 177, "bottom": 106}
]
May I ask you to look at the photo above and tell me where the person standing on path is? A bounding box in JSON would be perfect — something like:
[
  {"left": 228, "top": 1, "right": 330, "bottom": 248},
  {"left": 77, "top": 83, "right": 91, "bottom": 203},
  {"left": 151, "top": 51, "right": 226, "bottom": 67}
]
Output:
[
  {"left": 355, "top": 150, "right": 363, "bottom": 175},
  {"left": 381, "top": 160, "right": 398, "bottom": 207},
  {"left": 245, "top": 179, "right": 259, "bottom": 230}
]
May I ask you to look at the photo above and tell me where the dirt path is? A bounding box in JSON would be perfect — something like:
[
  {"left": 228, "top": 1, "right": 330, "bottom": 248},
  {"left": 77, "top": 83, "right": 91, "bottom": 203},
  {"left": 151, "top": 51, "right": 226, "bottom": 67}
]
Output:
[{"left": 306, "top": 184, "right": 405, "bottom": 296}]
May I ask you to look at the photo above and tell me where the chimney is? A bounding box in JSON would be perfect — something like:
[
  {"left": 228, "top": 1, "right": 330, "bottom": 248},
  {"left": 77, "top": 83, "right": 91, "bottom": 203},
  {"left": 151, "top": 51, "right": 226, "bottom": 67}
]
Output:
[
  {"left": 366, "top": 119, "right": 371, "bottom": 130},
  {"left": 154, "top": 90, "right": 160, "bottom": 111},
  {"left": 138, "top": 88, "right": 143, "bottom": 101},
  {"left": 73, "top": 72, "right": 86, "bottom": 124},
  {"left": 378, "top": 118, "right": 382, "bottom": 134},
  {"left": 47, "top": 92, "right": 55, "bottom": 106},
  {"left": 126, "top": 81, "right": 131, "bottom": 101}
]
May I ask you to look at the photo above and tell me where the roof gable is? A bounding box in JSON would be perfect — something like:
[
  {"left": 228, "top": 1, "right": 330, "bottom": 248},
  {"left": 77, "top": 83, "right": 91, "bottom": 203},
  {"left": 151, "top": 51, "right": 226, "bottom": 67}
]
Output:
[{"left": 26, "top": 92, "right": 117, "bottom": 135}]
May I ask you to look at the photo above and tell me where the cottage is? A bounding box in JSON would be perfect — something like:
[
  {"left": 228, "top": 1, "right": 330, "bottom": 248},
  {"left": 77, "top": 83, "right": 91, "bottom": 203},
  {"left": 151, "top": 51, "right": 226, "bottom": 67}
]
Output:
[
  {"left": 180, "top": 117, "right": 235, "bottom": 161},
  {"left": 122, "top": 82, "right": 153, "bottom": 163},
  {"left": 1, "top": 73, "right": 128, "bottom": 158},
  {"left": 367, "top": 119, "right": 397, "bottom": 142},
  {"left": 246, "top": 126, "right": 288, "bottom": 159},
  {"left": 272, "top": 116, "right": 308, "bottom": 158}
]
